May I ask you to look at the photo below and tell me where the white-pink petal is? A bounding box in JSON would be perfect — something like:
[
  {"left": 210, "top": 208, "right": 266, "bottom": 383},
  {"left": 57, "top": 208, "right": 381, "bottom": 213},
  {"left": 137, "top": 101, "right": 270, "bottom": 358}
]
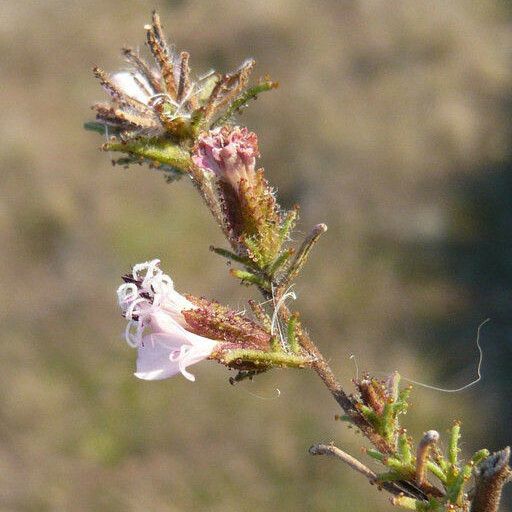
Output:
[
  {"left": 135, "top": 338, "right": 182, "bottom": 381},
  {"left": 118, "top": 260, "right": 219, "bottom": 382},
  {"left": 112, "top": 72, "right": 151, "bottom": 104},
  {"left": 135, "top": 331, "right": 217, "bottom": 382}
]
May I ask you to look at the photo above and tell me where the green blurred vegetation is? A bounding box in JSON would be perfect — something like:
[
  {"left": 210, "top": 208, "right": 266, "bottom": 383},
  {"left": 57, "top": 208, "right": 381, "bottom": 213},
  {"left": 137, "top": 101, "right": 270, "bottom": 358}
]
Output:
[{"left": 1, "top": 0, "right": 511, "bottom": 510}]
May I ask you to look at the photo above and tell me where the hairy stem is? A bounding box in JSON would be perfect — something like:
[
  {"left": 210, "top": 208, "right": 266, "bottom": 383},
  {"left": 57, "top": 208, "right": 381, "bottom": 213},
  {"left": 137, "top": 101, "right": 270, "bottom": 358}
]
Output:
[
  {"left": 276, "top": 302, "right": 394, "bottom": 455},
  {"left": 310, "top": 444, "right": 428, "bottom": 502},
  {"left": 310, "top": 444, "right": 404, "bottom": 496}
]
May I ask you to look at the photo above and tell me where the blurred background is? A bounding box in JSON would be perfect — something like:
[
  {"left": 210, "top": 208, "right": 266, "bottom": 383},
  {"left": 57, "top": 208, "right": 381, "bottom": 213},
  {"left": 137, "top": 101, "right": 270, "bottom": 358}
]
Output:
[{"left": 1, "top": 0, "right": 511, "bottom": 510}]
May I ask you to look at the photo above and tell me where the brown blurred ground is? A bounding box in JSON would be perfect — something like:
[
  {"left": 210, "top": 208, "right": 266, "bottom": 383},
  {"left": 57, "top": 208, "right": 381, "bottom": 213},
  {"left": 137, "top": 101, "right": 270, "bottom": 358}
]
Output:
[{"left": 1, "top": 1, "right": 511, "bottom": 510}]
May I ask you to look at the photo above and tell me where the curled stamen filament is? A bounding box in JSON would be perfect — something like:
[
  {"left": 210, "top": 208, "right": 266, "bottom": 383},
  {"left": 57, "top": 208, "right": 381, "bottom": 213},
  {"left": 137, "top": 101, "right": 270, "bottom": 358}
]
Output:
[{"left": 271, "top": 285, "right": 297, "bottom": 350}]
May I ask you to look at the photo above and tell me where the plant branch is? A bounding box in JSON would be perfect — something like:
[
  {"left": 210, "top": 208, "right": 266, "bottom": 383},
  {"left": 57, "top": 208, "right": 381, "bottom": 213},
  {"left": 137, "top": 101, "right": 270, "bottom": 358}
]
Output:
[
  {"left": 310, "top": 444, "right": 400, "bottom": 493},
  {"left": 309, "top": 443, "right": 428, "bottom": 501},
  {"left": 275, "top": 302, "right": 394, "bottom": 455}
]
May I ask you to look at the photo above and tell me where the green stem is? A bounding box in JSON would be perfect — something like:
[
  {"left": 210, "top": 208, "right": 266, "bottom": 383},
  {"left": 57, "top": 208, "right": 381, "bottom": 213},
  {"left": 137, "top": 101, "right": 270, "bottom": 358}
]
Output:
[{"left": 286, "top": 314, "right": 300, "bottom": 354}]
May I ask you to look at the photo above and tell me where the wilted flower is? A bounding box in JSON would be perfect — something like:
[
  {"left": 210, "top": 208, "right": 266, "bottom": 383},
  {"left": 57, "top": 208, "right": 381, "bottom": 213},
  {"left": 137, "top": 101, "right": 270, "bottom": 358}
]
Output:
[
  {"left": 117, "top": 259, "right": 218, "bottom": 381},
  {"left": 91, "top": 11, "right": 261, "bottom": 141},
  {"left": 192, "top": 126, "right": 259, "bottom": 191},
  {"left": 110, "top": 71, "right": 152, "bottom": 105}
]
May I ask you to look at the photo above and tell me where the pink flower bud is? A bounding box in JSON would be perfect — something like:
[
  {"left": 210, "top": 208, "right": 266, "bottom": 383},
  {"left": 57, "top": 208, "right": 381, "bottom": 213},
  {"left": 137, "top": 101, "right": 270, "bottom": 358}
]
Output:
[
  {"left": 117, "top": 259, "right": 218, "bottom": 381},
  {"left": 192, "top": 126, "right": 260, "bottom": 192}
]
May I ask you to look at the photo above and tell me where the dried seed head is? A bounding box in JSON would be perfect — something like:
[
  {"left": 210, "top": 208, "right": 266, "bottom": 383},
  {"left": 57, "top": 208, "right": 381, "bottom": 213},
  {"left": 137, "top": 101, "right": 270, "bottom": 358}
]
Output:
[{"left": 90, "top": 12, "right": 262, "bottom": 142}]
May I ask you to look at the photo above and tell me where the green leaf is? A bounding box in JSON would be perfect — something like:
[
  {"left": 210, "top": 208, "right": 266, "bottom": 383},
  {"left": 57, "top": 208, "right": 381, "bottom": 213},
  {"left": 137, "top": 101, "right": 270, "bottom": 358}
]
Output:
[
  {"left": 398, "top": 432, "right": 412, "bottom": 465},
  {"left": 210, "top": 246, "right": 255, "bottom": 267},
  {"left": 268, "top": 248, "right": 294, "bottom": 276},
  {"left": 381, "top": 401, "right": 395, "bottom": 440},
  {"left": 426, "top": 461, "right": 447, "bottom": 483},
  {"left": 230, "top": 269, "right": 271, "bottom": 291},
  {"left": 279, "top": 207, "right": 299, "bottom": 242},
  {"left": 471, "top": 448, "right": 490, "bottom": 466},
  {"left": 385, "top": 456, "right": 407, "bottom": 472},
  {"left": 377, "top": 471, "right": 405, "bottom": 482},
  {"left": 366, "top": 449, "right": 384, "bottom": 462},
  {"left": 391, "top": 496, "right": 418, "bottom": 510},
  {"left": 84, "top": 121, "right": 110, "bottom": 134},
  {"left": 358, "top": 404, "right": 381, "bottom": 431},
  {"left": 213, "top": 80, "right": 278, "bottom": 127},
  {"left": 103, "top": 137, "right": 192, "bottom": 172},
  {"left": 449, "top": 422, "right": 461, "bottom": 466}
]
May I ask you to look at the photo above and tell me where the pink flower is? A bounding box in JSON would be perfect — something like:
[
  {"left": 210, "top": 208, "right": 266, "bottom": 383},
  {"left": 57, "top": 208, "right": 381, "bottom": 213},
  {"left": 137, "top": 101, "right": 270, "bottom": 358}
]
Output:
[
  {"left": 192, "top": 126, "right": 259, "bottom": 191},
  {"left": 117, "top": 259, "right": 218, "bottom": 381}
]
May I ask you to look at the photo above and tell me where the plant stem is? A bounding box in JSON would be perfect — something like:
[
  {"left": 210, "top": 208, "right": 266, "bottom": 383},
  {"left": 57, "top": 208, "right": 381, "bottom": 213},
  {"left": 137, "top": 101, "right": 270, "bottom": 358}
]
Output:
[
  {"left": 276, "top": 302, "right": 394, "bottom": 455},
  {"left": 310, "top": 444, "right": 405, "bottom": 496}
]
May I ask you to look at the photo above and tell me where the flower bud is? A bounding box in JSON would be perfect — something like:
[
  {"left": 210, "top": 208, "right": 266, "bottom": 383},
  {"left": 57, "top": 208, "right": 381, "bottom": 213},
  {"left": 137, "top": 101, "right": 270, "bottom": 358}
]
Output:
[{"left": 192, "top": 126, "right": 259, "bottom": 192}]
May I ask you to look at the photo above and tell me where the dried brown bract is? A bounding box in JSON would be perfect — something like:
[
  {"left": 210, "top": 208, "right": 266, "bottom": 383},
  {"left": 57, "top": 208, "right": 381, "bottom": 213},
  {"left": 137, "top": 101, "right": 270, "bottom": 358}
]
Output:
[{"left": 90, "top": 11, "right": 276, "bottom": 142}]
